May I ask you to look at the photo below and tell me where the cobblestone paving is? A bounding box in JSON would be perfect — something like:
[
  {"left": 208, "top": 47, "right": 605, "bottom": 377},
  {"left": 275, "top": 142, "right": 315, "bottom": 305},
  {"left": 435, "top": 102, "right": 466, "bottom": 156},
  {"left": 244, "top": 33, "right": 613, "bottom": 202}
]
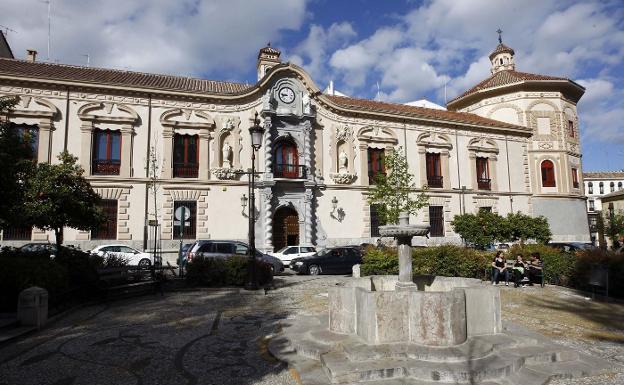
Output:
[{"left": 0, "top": 275, "right": 622, "bottom": 385}]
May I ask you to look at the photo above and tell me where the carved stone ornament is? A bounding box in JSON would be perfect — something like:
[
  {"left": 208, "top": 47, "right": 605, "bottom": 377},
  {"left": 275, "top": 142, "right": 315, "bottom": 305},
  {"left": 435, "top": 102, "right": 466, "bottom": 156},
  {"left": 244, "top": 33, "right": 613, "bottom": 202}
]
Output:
[
  {"left": 211, "top": 167, "right": 242, "bottom": 180},
  {"left": 336, "top": 125, "right": 353, "bottom": 142},
  {"left": 221, "top": 117, "right": 236, "bottom": 132},
  {"left": 330, "top": 172, "right": 357, "bottom": 184}
]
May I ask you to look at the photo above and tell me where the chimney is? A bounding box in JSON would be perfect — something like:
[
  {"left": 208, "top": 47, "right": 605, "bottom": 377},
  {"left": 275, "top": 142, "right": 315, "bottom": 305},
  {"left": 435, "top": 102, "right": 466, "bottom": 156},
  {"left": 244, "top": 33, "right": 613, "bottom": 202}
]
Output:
[{"left": 26, "top": 49, "right": 37, "bottom": 62}]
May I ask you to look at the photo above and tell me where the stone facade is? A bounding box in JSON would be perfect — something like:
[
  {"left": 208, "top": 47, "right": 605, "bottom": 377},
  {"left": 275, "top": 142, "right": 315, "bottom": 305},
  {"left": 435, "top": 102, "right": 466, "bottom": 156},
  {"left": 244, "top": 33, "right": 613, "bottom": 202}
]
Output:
[{"left": 0, "top": 42, "right": 589, "bottom": 251}]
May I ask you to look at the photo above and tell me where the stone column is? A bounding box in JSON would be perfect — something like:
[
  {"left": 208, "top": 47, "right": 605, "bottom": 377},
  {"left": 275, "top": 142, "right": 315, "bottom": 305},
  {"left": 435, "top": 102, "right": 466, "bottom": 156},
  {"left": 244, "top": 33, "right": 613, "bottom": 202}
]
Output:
[
  {"left": 263, "top": 115, "right": 273, "bottom": 179},
  {"left": 80, "top": 122, "right": 94, "bottom": 175},
  {"left": 304, "top": 190, "right": 314, "bottom": 244},
  {"left": 37, "top": 121, "right": 52, "bottom": 164},
  {"left": 396, "top": 213, "right": 417, "bottom": 291},
  {"left": 162, "top": 126, "right": 174, "bottom": 179},
  {"left": 120, "top": 125, "right": 133, "bottom": 178},
  {"left": 302, "top": 120, "right": 312, "bottom": 179},
  {"left": 359, "top": 144, "right": 368, "bottom": 186},
  {"left": 198, "top": 130, "right": 211, "bottom": 180},
  {"left": 262, "top": 188, "right": 273, "bottom": 251}
]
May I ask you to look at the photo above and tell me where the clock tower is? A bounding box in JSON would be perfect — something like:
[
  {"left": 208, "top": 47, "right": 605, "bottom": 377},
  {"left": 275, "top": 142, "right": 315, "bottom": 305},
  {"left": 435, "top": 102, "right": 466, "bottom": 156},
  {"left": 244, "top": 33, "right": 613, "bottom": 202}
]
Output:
[{"left": 257, "top": 43, "right": 281, "bottom": 81}]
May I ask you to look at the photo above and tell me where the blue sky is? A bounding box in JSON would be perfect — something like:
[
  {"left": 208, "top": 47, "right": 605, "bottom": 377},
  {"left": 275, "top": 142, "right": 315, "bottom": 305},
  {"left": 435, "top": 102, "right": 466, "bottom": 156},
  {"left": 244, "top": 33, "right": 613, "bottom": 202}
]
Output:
[{"left": 1, "top": 0, "right": 623, "bottom": 171}]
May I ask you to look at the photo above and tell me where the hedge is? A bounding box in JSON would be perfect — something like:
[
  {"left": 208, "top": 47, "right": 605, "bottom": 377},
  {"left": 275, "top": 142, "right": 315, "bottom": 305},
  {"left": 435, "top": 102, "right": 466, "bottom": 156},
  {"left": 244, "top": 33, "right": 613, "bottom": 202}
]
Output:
[{"left": 185, "top": 256, "right": 273, "bottom": 287}]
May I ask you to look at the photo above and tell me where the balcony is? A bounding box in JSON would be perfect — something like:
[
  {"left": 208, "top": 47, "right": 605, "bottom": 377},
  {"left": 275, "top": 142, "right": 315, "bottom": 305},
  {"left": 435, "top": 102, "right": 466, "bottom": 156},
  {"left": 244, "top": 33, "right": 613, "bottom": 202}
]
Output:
[
  {"left": 174, "top": 163, "right": 199, "bottom": 178},
  {"left": 92, "top": 159, "right": 120, "bottom": 175},
  {"left": 477, "top": 177, "right": 491, "bottom": 190},
  {"left": 273, "top": 164, "right": 306, "bottom": 179},
  {"left": 427, "top": 175, "right": 443, "bottom": 188}
]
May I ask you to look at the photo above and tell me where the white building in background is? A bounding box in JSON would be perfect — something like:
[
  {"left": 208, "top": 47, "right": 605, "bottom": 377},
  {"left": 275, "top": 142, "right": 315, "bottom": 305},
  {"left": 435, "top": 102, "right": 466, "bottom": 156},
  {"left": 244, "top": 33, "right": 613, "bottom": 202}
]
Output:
[
  {"left": 0, "top": 37, "right": 589, "bottom": 254},
  {"left": 583, "top": 171, "right": 624, "bottom": 245}
]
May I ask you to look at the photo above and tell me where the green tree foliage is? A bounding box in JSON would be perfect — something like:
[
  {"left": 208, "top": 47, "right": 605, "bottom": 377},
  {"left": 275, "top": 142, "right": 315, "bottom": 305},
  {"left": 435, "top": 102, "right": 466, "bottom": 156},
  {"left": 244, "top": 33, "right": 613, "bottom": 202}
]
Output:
[
  {"left": 367, "top": 147, "right": 428, "bottom": 224},
  {"left": 604, "top": 209, "right": 624, "bottom": 248},
  {"left": 452, "top": 211, "right": 551, "bottom": 249},
  {"left": 23, "top": 151, "right": 103, "bottom": 249},
  {"left": 0, "top": 96, "right": 35, "bottom": 228}
]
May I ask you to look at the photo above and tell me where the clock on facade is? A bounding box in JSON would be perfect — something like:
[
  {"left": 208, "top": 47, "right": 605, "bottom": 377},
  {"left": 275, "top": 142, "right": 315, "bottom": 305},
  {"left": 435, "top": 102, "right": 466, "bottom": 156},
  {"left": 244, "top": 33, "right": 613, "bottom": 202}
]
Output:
[{"left": 278, "top": 87, "right": 295, "bottom": 103}]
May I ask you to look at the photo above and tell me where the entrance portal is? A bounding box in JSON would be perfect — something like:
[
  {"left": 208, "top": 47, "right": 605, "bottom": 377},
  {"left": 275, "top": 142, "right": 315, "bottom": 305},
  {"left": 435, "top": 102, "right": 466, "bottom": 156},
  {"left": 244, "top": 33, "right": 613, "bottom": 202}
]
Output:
[{"left": 273, "top": 206, "right": 299, "bottom": 251}]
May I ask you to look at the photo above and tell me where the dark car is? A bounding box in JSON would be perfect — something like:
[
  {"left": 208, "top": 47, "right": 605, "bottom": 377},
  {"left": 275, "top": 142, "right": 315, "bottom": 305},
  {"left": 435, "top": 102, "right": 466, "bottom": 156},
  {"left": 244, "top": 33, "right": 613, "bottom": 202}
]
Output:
[
  {"left": 18, "top": 243, "right": 58, "bottom": 254},
  {"left": 187, "top": 240, "right": 284, "bottom": 273},
  {"left": 290, "top": 246, "right": 362, "bottom": 275},
  {"left": 548, "top": 242, "right": 595, "bottom": 253}
]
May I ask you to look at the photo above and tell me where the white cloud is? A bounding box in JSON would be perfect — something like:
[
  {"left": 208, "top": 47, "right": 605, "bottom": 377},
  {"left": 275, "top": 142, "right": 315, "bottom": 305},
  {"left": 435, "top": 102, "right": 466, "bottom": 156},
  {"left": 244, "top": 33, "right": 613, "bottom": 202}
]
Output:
[
  {"left": 576, "top": 78, "right": 624, "bottom": 144},
  {"left": 0, "top": 0, "right": 308, "bottom": 78}
]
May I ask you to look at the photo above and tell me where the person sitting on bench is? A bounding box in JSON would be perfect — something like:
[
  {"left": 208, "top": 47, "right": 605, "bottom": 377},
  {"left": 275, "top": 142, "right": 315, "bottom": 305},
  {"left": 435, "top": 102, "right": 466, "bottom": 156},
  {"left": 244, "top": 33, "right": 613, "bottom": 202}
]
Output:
[
  {"left": 512, "top": 254, "right": 529, "bottom": 288},
  {"left": 528, "top": 252, "right": 543, "bottom": 286},
  {"left": 491, "top": 251, "right": 509, "bottom": 286}
]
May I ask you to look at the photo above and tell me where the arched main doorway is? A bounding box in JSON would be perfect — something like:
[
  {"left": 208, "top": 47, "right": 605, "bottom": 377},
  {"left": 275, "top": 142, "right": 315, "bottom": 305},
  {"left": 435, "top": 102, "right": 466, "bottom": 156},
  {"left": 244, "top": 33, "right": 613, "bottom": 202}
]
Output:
[{"left": 273, "top": 206, "right": 299, "bottom": 251}]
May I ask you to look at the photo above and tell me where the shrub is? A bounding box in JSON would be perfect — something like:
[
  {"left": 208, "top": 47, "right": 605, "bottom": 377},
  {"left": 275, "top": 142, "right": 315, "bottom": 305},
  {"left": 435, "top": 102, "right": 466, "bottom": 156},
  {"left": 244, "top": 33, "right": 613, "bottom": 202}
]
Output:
[
  {"left": 185, "top": 256, "right": 273, "bottom": 287},
  {"left": 361, "top": 244, "right": 492, "bottom": 279},
  {"left": 573, "top": 249, "right": 624, "bottom": 297}
]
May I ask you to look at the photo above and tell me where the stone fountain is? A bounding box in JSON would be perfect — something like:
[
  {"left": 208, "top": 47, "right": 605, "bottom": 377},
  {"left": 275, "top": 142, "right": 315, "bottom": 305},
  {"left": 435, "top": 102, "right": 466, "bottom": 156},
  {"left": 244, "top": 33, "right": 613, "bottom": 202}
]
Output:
[{"left": 268, "top": 213, "right": 615, "bottom": 384}]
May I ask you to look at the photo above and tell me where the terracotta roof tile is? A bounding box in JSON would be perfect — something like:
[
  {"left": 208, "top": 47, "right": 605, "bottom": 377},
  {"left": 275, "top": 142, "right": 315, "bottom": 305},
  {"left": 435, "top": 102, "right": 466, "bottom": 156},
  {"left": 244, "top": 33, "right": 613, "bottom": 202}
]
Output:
[
  {"left": 0, "top": 58, "right": 251, "bottom": 95},
  {"left": 488, "top": 43, "right": 514, "bottom": 60},
  {"left": 325, "top": 95, "right": 528, "bottom": 131},
  {"left": 448, "top": 70, "right": 568, "bottom": 105},
  {"left": 583, "top": 172, "right": 624, "bottom": 179}
]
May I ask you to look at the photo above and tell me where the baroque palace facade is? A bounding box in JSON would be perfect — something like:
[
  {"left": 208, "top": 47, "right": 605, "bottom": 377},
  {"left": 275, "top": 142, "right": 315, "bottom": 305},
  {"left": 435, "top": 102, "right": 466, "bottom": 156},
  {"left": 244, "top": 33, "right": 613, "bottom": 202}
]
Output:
[{"left": 0, "top": 41, "right": 588, "bottom": 252}]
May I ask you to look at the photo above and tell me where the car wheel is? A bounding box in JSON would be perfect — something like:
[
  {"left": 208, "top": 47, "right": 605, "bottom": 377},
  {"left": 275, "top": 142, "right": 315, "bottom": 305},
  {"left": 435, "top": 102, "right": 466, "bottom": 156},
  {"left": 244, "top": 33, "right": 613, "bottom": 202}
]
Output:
[
  {"left": 138, "top": 258, "right": 151, "bottom": 268},
  {"left": 308, "top": 264, "right": 321, "bottom": 276}
]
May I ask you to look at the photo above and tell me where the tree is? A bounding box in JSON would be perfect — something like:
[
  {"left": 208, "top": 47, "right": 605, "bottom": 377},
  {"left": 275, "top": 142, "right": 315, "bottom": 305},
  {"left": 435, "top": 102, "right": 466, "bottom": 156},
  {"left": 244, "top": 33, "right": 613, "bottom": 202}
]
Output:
[
  {"left": 367, "top": 147, "right": 428, "bottom": 225},
  {"left": 23, "top": 151, "right": 103, "bottom": 249},
  {"left": 503, "top": 212, "right": 551, "bottom": 245},
  {"left": 0, "top": 96, "right": 35, "bottom": 228},
  {"left": 451, "top": 210, "right": 506, "bottom": 249},
  {"left": 604, "top": 209, "right": 624, "bottom": 248}
]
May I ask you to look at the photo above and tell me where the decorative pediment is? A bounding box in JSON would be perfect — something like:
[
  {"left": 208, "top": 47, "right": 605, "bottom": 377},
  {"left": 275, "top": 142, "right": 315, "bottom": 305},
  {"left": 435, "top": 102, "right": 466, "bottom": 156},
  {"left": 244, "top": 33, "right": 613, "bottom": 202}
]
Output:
[
  {"left": 9, "top": 95, "right": 59, "bottom": 119},
  {"left": 160, "top": 108, "right": 214, "bottom": 129},
  {"left": 78, "top": 102, "right": 139, "bottom": 124},
  {"left": 416, "top": 132, "right": 453, "bottom": 151},
  {"left": 467, "top": 137, "right": 499, "bottom": 154},
  {"left": 357, "top": 125, "right": 398, "bottom": 144}
]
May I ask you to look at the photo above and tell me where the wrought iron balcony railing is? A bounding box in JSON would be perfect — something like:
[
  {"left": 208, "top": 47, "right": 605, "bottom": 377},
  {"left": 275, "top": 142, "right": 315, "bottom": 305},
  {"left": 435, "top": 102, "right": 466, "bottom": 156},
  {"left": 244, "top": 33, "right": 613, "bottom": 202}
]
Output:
[
  {"left": 427, "top": 175, "right": 443, "bottom": 188},
  {"left": 173, "top": 163, "right": 199, "bottom": 178},
  {"left": 273, "top": 164, "right": 306, "bottom": 179},
  {"left": 477, "top": 177, "right": 491, "bottom": 190},
  {"left": 92, "top": 159, "right": 121, "bottom": 175}
]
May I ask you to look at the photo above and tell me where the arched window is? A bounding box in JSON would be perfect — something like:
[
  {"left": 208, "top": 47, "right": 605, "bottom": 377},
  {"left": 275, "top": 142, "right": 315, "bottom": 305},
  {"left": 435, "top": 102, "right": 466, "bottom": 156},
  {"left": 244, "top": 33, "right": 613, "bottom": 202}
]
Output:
[
  {"left": 599, "top": 182, "right": 604, "bottom": 194},
  {"left": 619, "top": 182, "right": 623, "bottom": 190},
  {"left": 274, "top": 140, "right": 300, "bottom": 178},
  {"left": 610, "top": 181, "right": 615, "bottom": 192},
  {"left": 541, "top": 160, "right": 556, "bottom": 187},
  {"left": 588, "top": 182, "right": 593, "bottom": 194}
]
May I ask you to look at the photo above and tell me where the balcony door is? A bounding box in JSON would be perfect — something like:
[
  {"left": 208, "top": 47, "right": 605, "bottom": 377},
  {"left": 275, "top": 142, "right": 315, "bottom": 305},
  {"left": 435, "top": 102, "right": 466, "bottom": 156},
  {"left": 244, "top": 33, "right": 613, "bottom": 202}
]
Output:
[{"left": 274, "top": 141, "right": 299, "bottom": 178}]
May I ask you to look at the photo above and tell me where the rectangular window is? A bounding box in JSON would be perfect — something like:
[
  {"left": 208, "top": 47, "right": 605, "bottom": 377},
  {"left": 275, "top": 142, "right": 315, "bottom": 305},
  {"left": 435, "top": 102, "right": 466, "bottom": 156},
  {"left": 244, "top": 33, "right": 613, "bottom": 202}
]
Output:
[
  {"left": 92, "top": 199, "right": 118, "bottom": 239},
  {"left": 173, "top": 134, "right": 199, "bottom": 178},
  {"left": 588, "top": 200, "right": 595, "bottom": 212},
  {"left": 476, "top": 157, "right": 491, "bottom": 190},
  {"left": 2, "top": 225, "right": 32, "bottom": 241},
  {"left": 479, "top": 207, "right": 492, "bottom": 213},
  {"left": 173, "top": 201, "right": 197, "bottom": 239},
  {"left": 92, "top": 129, "right": 121, "bottom": 175},
  {"left": 370, "top": 204, "right": 385, "bottom": 237},
  {"left": 571, "top": 168, "right": 579, "bottom": 189},
  {"left": 367, "top": 148, "right": 385, "bottom": 184},
  {"left": 426, "top": 153, "right": 443, "bottom": 188},
  {"left": 429, "top": 206, "right": 444, "bottom": 237},
  {"left": 10, "top": 123, "right": 39, "bottom": 160},
  {"left": 568, "top": 120, "right": 575, "bottom": 138}
]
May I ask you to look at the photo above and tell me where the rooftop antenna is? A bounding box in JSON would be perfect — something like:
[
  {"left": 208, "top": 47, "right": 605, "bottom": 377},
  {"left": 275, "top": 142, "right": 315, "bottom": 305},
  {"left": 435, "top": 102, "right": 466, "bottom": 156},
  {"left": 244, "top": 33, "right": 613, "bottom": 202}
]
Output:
[
  {"left": 39, "top": 0, "right": 51, "bottom": 60},
  {"left": 82, "top": 54, "right": 90, "bottom": 67},
  {"left": 0, "top": 24, "right": 17, "bottom": 36}
]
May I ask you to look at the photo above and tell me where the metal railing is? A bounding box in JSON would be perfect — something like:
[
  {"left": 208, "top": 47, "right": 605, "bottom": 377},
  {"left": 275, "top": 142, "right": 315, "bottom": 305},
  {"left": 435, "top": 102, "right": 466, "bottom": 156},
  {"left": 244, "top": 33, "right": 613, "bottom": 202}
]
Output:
[
  {"left": 477, "top": 177, "right": 491, "bottom": 190},
  {"left": 273, "top": 164, "right": 306, "bottom": 179},
  {"left": 92, "top": 159, "right": 121, "bottom": 175},
  {"left": 173, "top": 163, "right": 199, "bottom": 178},
  {"left": 427, "top": 175, "right": 443, "bottom": 188}
]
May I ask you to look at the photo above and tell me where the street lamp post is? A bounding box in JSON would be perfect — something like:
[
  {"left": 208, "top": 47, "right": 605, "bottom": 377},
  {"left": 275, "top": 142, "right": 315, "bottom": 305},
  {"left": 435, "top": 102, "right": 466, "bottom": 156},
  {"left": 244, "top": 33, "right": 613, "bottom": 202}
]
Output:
[{"left": 245, "top": 112, "right": 265, "bottom": 290}]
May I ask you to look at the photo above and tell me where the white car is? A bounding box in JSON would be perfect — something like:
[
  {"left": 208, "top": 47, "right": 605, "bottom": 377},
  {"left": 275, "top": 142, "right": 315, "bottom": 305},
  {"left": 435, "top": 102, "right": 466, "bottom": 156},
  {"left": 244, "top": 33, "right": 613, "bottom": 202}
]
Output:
[
  {"left": 90, "top": 244, "right": 153, "bottom": 267},
  {"left": 270, "top": 245, "right": 317, "bottom": 265}
]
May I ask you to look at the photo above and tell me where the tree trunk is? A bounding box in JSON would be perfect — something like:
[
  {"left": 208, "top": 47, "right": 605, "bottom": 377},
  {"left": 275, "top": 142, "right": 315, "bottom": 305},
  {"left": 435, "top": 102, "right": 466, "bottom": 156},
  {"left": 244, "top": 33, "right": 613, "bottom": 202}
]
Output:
[{"left": 54, "top": 227, "right": 63, "bottom": 250}]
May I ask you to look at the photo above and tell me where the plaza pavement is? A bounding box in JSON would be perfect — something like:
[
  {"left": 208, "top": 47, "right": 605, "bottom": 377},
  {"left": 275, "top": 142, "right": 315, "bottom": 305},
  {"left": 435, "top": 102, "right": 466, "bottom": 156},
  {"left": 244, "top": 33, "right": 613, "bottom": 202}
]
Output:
[{"left": 0, "top": 273, "right": 622, "bottom": 385}]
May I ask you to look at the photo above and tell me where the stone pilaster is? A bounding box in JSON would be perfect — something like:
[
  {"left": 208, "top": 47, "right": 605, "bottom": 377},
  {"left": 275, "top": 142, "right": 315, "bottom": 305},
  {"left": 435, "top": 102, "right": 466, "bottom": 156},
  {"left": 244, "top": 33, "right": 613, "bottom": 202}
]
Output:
[
  {"left": 304, "top": 190, "right": 314, "bottom": 244},
  {"left": 80, "top": 123, "right": 94, "bottom": 175},
  {"left": 359, "top": 144, "right": 368, "bottom": 186},
  {"left": 302, "top": 120, "right": 312, "bottom": 179},
  {"left": 262, "top": 188, "right": 273, "bottom": 251},
  {"left": 37, "top": 122, "right": 53, "bottom": 164},
  {"left": 162, "top": 127, "right": 174, "bottom": 179},
  {"left": 120, "top": 125, "right": 134, "bottom": 178},
  {"left": 198, "top": 131, "right": 211, "bottom": 180},
  {"left": 263, "top": 115, "right": 273, "bottom": 178}
]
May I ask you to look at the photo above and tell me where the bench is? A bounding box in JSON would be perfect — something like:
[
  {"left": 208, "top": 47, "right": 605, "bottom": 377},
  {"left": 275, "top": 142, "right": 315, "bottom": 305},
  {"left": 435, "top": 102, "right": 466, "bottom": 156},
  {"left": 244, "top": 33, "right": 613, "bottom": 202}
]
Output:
[{"left": 489, "top": 259, "right": 544, "bottom": 288}]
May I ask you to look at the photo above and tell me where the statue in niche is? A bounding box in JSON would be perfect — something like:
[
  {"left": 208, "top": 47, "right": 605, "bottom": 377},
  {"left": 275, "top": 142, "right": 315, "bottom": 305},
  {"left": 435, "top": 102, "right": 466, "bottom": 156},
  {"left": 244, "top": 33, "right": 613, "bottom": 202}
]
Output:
[
  {"left": 222, "top": 142, "right": 232, "bottom": 168},
  {"left": 302, "top": 93, "right": 311, "bottom": 114},
  {"left": 338, "top": 150, "right": 348, "bottom": 172}
]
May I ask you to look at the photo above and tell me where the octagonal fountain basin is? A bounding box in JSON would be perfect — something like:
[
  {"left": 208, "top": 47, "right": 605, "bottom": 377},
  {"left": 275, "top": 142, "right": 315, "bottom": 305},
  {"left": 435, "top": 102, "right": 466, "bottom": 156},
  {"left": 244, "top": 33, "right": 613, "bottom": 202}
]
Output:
[{"left": 329, "top": 275, "right": 501, "bottom": 347}]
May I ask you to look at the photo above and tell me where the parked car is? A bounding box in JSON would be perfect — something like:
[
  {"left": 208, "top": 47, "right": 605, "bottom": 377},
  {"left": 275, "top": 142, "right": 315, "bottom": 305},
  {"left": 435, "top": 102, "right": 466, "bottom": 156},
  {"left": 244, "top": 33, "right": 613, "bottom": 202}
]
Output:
[
  {"left": 18, "top": 243, "right": 58, "bottom": 254},
  {"left": 290, "top": 246, "right": 362, "bottom": 275},
  {"left": 548, "top": 242, "right": 595, "bottom": 253},
  {"left": 186, "top": 240, "right": 284, "bottom": 274},
  {"left": 270, "top": 245, "right": 317, "bottom": 265},
  {"left": 90, "top": 244, "right": 153, "bottom": 267}
]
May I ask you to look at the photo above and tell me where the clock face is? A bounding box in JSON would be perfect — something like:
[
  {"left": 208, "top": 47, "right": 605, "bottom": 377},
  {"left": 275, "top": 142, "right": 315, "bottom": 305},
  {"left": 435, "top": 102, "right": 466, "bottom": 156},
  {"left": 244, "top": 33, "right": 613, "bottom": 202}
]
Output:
[{"left": 278, "top": 87, "right": 296, "bottom": 104}]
